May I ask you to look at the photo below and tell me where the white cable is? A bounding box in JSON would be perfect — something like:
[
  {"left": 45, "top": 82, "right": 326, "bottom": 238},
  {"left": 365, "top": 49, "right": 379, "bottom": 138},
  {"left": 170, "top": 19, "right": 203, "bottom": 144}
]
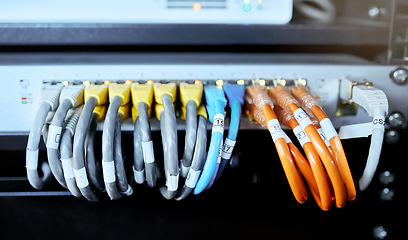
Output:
[
  {"left": 339, "top": 78, "right": 388, "bottom": 191},
  {"left": 26, "top": 83, "right": 64, "bottom": 190}
]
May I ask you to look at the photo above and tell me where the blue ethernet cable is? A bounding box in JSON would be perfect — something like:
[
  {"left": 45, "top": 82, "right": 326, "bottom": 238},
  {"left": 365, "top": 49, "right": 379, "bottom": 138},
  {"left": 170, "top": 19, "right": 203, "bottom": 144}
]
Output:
[
  {"left": 193, "top": 85, "right": 227, "bottom": 195},
  {"left": 215, "top": 83, "right": 245, "bottom": 180}
]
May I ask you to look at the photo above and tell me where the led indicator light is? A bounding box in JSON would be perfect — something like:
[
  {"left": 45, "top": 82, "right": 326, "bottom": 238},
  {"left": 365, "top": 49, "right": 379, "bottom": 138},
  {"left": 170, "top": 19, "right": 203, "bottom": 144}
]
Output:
[
  {"left": 193, "top": 3, "right": 201, "bottom": 11},
  {"left": 243, "top": 3, "right": 252, "bottom": 12}
]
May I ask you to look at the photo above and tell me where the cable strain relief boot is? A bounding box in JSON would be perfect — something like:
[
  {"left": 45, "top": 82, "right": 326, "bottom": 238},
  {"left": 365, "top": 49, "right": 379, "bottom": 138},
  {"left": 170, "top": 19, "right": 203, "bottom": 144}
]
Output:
[{"left": 223, "top": 83, "right": 245, "bottom": 107}]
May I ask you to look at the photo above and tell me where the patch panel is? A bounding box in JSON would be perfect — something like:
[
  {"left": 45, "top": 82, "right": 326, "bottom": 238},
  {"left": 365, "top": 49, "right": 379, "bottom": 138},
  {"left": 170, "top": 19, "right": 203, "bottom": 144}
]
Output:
[{"left": 1, "top": 62, "right": 407, "bottom": 135}]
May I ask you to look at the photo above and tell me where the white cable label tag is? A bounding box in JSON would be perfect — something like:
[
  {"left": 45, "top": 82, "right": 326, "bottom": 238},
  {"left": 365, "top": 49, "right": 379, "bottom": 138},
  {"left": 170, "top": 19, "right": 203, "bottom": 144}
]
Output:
[
  {"left": 338, "top": 115, "right": 384, "bottom": 139},
  {"left": 293, "top": 108, "right": 313, "bottom": 129},
  {"left": 121, "top": 185, "right": 133, "bottom": 196},
  {"left": 212, "top": 113, "right": 225, "bottom": 134},
  {"left": 316, "top": 127, "right": 330, "bottom": 147},
  {"left": 102, "top": 160, "right": 116, "bottom": 184},
  {"left": 267, "top": 119, "right": 285, "bottom": 142},
  {"left": 338, "top": 122, "right": 373, "bottom": 140},
  {"left": 166, "top": 173, "right": 179, "bottom": 191},
  {"left": 133, "top": 167, "right": 145, "bottom": 184},
  {"left": 26, "top": 149, "right": 39, "bottom": 170},
  {"left": 73, "top": 167, "right": 89, "bottom": 188},
  {"left": 185, "top": 169, "right": 201, "bottom": 188},
  {"left": 217, "top": 139, "right": 223, "bottom": 163},
  {"left": 221, "top": 138, "right": 236, "bottom": 160},
  {"left": 373, "top": 114, "right": 386, "bottom": 130},
  {"left": 142, "top": 140, "right": 155, "bottom": 164},
  {"left": 320, "top": 118, "right": 338, "bottom": 140},
  {"left": 46, "top": 125, "right": 62, "bottom": 149},
  {"left": 61, "top": 157, "right": 74, "bottom": 179},
  {"left": 293, "top": 125, "right": 310, "bottom": 147}
]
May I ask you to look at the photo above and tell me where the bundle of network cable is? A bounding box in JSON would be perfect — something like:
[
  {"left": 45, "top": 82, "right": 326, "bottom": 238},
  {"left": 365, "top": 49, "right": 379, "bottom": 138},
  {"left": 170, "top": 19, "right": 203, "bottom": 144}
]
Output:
[
  {"left": 245, "top": 82, "right": 356, "bottom": 210},
  {"left": 26, "top": 81, "right": 246, "bottom": 202}
]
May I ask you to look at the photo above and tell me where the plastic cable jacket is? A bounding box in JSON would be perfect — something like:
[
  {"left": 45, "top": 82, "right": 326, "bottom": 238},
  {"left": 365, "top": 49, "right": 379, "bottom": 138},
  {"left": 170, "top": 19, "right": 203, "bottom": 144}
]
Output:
[
  {"left": 319, "top": 118, "right": 338, "bottom": 140},
  {"left": 194, "top": 101, "right": 225, "bottom": 195},
  {"left": 160, "top": 94, "right": 179, "bottom": 199},
  {"left": 138, "top": 102, "right": 156, "bottom": 187},
  {"left": 26, "top": 102, "right": 52, "bottom": 189},
  {"left": 113, "top": 113, "right": 130, "bottom": 193},
  {"left": 133, "top": 118, "right": 144, "bottom": 171},
  {"left": 267, "top": 119, "right": 285, "bottom": 142},
  {"left": 182, "top": 100, "right": 198, "bottom": 169},
  {"left": 72, "top": 97, "right": 99, "bottom": 201},
  {"left": 85, "top": 112, "right": 105, "bottom": 192},
  {"left": 73, "top": 167, "right": 89, "bottom": 188},
  {"left": 175, "top": 115, "right": 207, "bottom": 201},
  {"left": 359, "top": 111, "right": 385, "bottom": 190},
  {"left": 60, "top": 130, "right": 82, "bottom": 198},
  {"left": 102, "top": 95, "right": 122, "bottom": 200}
]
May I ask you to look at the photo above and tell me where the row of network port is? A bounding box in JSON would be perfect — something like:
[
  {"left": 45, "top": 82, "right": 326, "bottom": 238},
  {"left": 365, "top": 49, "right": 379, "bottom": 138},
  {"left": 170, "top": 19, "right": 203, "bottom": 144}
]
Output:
[{"left": 26, "top": 78, "right": 388, "bottom": 211}]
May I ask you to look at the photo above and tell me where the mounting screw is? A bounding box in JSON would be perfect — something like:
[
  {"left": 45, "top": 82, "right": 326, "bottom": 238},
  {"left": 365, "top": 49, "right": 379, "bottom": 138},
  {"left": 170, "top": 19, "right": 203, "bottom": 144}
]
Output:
[
  {"left": 387, "top": 112, "right": 406, "bottom": 128},
  {"left": 373, "top": 225, "right": 388, "bottom": 239},
  {"left": 390, "top": 67, "right": 408, "bottom": 85}
]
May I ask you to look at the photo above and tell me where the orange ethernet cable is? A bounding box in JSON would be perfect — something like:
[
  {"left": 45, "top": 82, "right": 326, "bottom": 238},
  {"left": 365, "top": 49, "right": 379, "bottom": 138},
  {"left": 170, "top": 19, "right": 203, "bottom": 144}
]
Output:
[
  {"left": 269, "top": 85, "right": 347, "bottom": 208},
  {"left": 246, "top": 85, "right": 307, "bottom": 204},
  {"left": 275, "top": 105, "right": 332, "bottom": 210},
  {"left": 291, "top": 86, "right": 356, "bottom": 201}
]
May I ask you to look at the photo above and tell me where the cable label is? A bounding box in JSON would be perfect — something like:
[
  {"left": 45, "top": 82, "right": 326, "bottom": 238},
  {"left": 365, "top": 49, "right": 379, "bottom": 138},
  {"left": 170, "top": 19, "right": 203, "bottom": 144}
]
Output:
[
  {"left": 373, "top": 114, "right": 385, "bottom": 130},
  {"left": 316, "top": 127, "right": 331, "bottom": 147},
  {"left": 217, "top": 139, "right": 223, "bottom": 163},
  {"left": 142, "top": 140, "right": 155, "bottom": 164},
  {"left": 102, "top": 160, "right": 116, "bottom": 184},
  {"left": 221, "top": 138, "right": 236, "bottom": 160},
  {"left": 212, "top": 113, "right": 225, "bottom": 134},
  {"left": 133, "top": 167, "right": 145, "bottom": 184},
  {"left": 46, "top": 125, "right": 62, "bottom": 149},
  {"left": 267, "top": 119, "right": 285, "bottom": 142},
  {"left": 320, "top": 118, "right": 338, "bottom": 140},
  {"left": 185, "top": 169, "right": 202, "bottom": 188},
  {"left": 166, "top": 173, "right": 179, "bottom": 191},
  {"left": 61, "top": 157, "right": 74, "bottom": 179},
  {"left": 26, "top": 149, "right": 38, "bottom": 170},
  {"left": 73, "top": 167, "right": 89, "bottom": 188},
  {"left": 293, "top": 125, "right": 311, "bottom": 147},
  {"left": 293, "top": 108, "right": 313, "bottom": 129}
]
